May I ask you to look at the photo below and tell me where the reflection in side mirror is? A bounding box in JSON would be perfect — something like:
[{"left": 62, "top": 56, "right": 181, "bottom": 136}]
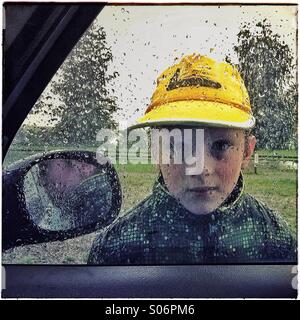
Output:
[
  {"left": 2, "top": 151, "right": 122, "bottom": 250},
  {"left": 24, "top": 159, "right": 114, "bottom": 231}
]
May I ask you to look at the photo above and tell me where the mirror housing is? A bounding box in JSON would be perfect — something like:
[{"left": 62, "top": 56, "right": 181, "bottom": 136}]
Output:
[{"left": 2, "top": 150, "right": 122, "bottom": 251}]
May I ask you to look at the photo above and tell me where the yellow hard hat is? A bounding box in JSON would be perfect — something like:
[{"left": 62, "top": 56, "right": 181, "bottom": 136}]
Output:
[{"left": 130, "top": 54, "right": 255, "bottom": 130}]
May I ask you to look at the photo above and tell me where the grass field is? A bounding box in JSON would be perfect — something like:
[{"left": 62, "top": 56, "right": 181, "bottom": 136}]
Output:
[{"left": 2, "top": 147, "right": 297, "bottom": 264}]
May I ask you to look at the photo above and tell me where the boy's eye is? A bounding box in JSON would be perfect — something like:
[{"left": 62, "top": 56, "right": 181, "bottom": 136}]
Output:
[{"left": 210, "top": 140, "right": 232, "bottom": 159}]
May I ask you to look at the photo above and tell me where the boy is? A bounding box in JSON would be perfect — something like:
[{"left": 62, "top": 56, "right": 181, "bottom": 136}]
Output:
[{"left": 88, "top": 54, "right": 296, "bottom": 264}]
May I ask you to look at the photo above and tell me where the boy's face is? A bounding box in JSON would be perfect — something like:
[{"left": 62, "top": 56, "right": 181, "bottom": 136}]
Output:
[{"left": 159, "top": 127, "right": 256, "bottom": 215}]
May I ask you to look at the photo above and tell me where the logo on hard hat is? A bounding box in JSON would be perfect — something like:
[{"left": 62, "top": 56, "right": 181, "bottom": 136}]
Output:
[{"left": 166, "top": 68, "right": 222, "bottom": 91}]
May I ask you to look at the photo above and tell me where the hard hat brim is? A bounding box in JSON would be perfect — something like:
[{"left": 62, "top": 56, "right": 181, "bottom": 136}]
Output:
[{"left": 129, "top": 100, "right": 255, "bottom": 130}]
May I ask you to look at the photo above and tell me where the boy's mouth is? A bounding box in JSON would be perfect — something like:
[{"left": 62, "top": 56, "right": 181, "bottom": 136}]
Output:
[{"left": 187, "top": 186, "right": 217, "bottom": 194}]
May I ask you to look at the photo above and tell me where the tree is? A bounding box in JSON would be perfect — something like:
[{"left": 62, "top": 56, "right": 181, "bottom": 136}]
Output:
[
  {"left": 233, "top": 19, "right": 297, "bottom": 149},
  {"left": 32, "top": 22, "right": 119, "bottom": 146}
]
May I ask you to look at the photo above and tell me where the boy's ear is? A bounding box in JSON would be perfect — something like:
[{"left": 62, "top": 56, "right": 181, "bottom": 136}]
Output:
[{"left": 242, "top": 135, "right": 256, "bottom": 169}]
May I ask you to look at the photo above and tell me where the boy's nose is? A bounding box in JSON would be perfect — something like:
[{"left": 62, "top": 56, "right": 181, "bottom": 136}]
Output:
[
  {"left": 186, "top": 150, "right": 215, "bottom": 177},
  {"left": 199, "top": 149, "right": 216, "bottom": 175}
]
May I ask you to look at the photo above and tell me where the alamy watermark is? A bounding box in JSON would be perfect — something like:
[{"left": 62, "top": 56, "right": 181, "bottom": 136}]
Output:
[{"left": 96, "top": 121, "right": 205, "bottom": 175}]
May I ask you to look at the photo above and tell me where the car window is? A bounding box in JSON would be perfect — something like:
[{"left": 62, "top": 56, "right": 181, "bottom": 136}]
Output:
[{"left": 3, "top": 4, "right": 297, "bottom": 264}]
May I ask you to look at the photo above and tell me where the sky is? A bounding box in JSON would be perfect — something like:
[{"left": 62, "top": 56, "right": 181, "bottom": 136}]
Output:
[{"left": 26, "top": 4, "right": 297, "bottom": 127}]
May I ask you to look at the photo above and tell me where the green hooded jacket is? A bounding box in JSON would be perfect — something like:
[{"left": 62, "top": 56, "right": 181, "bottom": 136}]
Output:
[{"left": 88, "top": 174, "right": 296, "bottom": 265}]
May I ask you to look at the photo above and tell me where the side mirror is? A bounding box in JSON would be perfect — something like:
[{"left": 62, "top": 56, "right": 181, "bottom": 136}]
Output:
[{"left": 2, "top": 150, "right": 122, "bottom": 250}]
